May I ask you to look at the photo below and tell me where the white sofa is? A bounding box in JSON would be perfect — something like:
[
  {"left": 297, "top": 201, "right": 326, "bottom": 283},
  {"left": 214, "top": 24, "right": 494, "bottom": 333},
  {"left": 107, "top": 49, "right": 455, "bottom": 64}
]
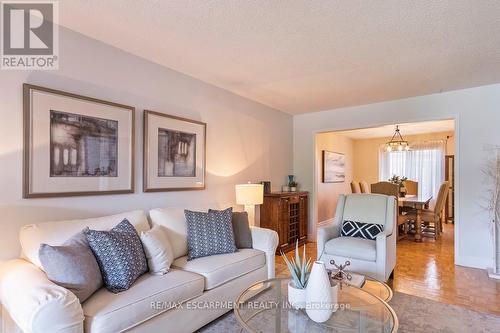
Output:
[
  {"left": 317, "top": 194, "right": 396, "bottom": 282},
  {"left": 0, "top": 206, "right": 278, "bottom": 333}
]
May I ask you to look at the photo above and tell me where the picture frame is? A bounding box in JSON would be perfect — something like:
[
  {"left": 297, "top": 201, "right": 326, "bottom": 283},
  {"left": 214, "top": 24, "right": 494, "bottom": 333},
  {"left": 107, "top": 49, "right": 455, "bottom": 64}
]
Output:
[
  {"left": 322, "top": 150, "right": 346, "bottom": 183},
  {"left": 23, "top": 84, "right": 135, "bottom": 198},
  {"left": 143, "top": 110, "right": 206, "bottom": 192}
]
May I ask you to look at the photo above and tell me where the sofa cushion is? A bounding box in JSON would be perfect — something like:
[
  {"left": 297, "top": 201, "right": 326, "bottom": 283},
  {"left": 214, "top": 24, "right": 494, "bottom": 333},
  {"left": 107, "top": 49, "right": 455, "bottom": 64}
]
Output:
[
  {"left": 20, "top": 210, "right": 150, "bottom": 269},
  {"left": 324, "top": 237, "right": 376, "bottom": 261},
  {"left": 148, "top": 204, "right": 239, "bottom": 260},
  {"left": 39, "top": 230, "right": 103, "bottom": 302},
  {"left": 85, "top": 220, "right": 148, "bottom": 293},
  {"left": 209, "top": 210, "right": 253, "bottom": 249},
  {"left": 172, "top": 248, "right": 265, "bottom": 290},
  {"left": 185, "top": 208, "right": 237, "bottom": 260},
  {"left": 82, "top": 269, "right": 204, "bottom": 333},
  {"left": 140, "top": 225, "right": 174, "bottom": 275}
]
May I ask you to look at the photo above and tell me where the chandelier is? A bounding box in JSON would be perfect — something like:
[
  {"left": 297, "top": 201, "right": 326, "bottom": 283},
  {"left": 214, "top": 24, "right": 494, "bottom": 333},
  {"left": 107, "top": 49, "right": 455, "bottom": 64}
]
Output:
[{"left": 385, "top": 125, "right": 410, "bottom": 152}]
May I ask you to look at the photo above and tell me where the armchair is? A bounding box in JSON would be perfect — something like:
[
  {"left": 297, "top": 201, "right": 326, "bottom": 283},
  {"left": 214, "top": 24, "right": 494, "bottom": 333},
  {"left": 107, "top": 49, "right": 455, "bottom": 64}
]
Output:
[{"left": 317, "top": 194, "right": 397, "bottom": 281}]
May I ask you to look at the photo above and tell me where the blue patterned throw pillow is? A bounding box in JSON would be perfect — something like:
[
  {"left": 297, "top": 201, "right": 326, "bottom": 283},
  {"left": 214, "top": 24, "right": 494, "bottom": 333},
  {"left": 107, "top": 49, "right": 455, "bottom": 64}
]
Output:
[
  {"left": 341, "top": 220, "right": 383, "bottom": 241},
  {"left": 85, "top": 219, "right": 148, "bottom": 293},
  {"left": 185, "top": 208, "right": 237, "bottom": 260}
]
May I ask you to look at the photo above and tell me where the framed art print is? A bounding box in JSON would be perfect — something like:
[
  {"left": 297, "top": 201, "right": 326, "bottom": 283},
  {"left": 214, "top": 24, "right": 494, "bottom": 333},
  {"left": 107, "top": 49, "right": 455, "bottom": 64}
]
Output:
[
  {"left": 23, "top": 84, "right": 135, "bottom": 198},
  {"left": 143, "top": 110, "right": 206, "bottom": 192},
  {"left": 322, "top": 150, "right": 346, "bottom": 183}
]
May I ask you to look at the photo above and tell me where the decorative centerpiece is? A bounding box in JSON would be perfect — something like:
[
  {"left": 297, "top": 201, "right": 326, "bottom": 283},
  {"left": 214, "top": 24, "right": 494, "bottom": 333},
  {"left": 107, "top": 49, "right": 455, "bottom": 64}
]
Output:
[
  {"left": 281, "top": 241, "right": 311, "bottom": 309},
  {"left": 389, "top": 175, "right": 408, "bottom": 197},
  {"left": 328, "top": 259, "right": 365, "bottom": 288}
]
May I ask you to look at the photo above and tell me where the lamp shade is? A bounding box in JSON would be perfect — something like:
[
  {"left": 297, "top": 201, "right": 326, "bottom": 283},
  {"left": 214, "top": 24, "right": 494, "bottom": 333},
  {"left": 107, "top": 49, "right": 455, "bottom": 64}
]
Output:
[{"left": 235, "top": 184, "right": 264, "bottom": 205}]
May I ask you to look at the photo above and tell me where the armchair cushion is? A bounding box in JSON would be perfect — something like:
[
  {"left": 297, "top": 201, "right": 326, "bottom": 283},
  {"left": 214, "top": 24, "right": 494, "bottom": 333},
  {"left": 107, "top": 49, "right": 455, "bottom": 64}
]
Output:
[
  {"left": 340, "top": 220, "right": 383, "bottom": 240},
  {"left": 324, "top": 237, "right": 376, "bottom": 261}
]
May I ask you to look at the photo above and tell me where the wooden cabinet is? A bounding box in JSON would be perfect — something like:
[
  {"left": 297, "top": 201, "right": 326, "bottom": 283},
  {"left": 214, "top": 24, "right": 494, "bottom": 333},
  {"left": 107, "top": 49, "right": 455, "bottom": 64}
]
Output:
[{"left": 261, "top": 192, "right": 308, "bottom": 254}]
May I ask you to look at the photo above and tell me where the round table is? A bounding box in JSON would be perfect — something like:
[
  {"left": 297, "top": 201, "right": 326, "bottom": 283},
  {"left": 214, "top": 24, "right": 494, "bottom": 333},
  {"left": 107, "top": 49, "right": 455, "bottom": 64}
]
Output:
[{"left": 235, "top": 278, "right": 398, "bottom": 333}]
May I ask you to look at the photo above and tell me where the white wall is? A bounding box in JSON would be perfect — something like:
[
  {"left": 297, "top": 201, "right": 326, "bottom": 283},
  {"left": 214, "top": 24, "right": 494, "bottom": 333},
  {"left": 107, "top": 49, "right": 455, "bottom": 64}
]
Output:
[
  {"left": 0, "top": 28, "right": 293, "bottom": 262},
  {"left": 294, "top": 84, "right": 500, "bottom": 269}
]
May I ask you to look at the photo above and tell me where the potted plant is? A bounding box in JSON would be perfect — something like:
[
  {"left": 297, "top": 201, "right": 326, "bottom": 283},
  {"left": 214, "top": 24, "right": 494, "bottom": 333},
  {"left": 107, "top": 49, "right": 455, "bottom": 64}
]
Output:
[
  {"left": 288, "top": 175, "right": 298, "bottom": 192},
  {"left": 281, "top": 241, "right": 311, "bottom": 309}
]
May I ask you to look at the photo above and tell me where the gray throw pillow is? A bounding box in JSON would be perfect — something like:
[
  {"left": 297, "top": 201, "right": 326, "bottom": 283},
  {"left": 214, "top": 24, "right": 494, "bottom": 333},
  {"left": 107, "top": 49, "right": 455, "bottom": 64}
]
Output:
[
  {"left": 185, "top": 208, "right": 237, "bottom": 260},
  {"left": 39, "top": 230, "right": 103, "bottom": 302},
  {"left": 85, "top": 219, "right": 148, "bottom": 293},
  {"left": 209, "top": 210, "right": 253, "bottom": 249}
]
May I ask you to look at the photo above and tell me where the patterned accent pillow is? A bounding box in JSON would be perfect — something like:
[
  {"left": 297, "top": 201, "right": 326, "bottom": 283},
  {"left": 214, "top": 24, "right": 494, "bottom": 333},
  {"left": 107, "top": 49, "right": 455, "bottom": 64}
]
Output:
[
  {"left": 341, "top": 220, "right": 384, "bottom": 240},
  {"left": 85, "top": 219, "right": 148, "bottom": 293},
  {"left": 185, "top": 207, "right": 237, "bottom": 260},
  {"left": 208, "top": 210, "right": 253, "bottom": 249}
]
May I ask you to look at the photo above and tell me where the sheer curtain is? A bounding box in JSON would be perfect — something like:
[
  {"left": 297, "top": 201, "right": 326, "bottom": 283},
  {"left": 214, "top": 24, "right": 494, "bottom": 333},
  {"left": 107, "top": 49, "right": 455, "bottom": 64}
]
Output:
[{"left": 379, "top": 140, "right": 446, "bottom": 198}]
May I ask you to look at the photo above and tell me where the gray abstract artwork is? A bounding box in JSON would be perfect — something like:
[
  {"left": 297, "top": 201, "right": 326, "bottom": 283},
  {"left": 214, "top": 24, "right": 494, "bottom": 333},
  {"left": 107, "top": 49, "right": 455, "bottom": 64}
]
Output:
[
  {"left": 158, "top": 128, "right": 196, "bottom": 177},
  {"left": 50, "top": 110, "right": 118, "bottom": 177}
]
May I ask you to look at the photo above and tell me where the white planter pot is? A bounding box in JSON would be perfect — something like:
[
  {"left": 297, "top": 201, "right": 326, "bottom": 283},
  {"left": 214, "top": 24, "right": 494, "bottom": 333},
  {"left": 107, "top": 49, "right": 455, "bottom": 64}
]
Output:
[
  {"left": 290, "top": 187, "right": 297, "bottom": 192},
  {"left": 288, "top": 281, "right": 306, "bottom": 309},
  {"left": 305, "top": 261, "right": 333, "bottom": 323}
]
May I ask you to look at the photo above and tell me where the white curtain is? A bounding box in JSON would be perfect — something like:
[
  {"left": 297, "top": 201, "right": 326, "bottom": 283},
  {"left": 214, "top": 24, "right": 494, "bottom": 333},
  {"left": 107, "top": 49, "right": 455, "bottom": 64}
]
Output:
[{"left": 379, "top": 140, "right": 446, "bottom": 198}]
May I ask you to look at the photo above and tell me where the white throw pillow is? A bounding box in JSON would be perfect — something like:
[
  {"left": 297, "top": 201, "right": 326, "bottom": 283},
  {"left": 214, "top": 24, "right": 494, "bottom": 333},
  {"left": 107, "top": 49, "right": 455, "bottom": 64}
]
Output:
[{"left": 140, "top": 225, "right": 174, "bottom": 275}]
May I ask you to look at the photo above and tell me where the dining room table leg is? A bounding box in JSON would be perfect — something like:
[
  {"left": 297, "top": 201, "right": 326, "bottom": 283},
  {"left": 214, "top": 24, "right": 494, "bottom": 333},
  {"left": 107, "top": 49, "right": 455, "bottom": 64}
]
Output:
[{"left": 415, "top": 206, "right": 422, "bottom": 242}]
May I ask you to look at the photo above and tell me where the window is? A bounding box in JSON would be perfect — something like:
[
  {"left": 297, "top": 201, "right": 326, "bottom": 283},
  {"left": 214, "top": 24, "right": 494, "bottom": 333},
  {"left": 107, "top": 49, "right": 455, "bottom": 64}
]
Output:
[{"left": 379, "top": 140, "right": 446, "bottom": 198}]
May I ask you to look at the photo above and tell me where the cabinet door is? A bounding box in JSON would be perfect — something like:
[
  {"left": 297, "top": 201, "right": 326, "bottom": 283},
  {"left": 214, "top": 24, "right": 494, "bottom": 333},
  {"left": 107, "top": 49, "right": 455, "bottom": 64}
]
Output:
[
  {"left": 278, "top": 198, "right": 290, "bottom": 251},
  {"left": 299, "top": 195, "right": 308, "bottom": 241}
]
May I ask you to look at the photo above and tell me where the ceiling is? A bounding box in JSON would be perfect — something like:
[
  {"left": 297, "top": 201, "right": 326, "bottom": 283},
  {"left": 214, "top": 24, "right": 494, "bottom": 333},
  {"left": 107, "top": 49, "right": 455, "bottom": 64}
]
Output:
[
  {"left": 60, "top": 1, "right": 500, "bottom": 115},
  {"left": 337, "top": 119, "right": 455, "bottom": 140}
]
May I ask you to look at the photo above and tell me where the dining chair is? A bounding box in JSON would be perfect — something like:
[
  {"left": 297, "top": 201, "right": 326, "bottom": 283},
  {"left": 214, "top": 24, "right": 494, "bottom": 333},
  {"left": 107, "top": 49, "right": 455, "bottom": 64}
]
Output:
[
  {"left": 350, "top": 181, "right": 361, "bottom": 193},
  {"left": 370, "top": 181, "right": 399, "bottom": 198},
  {"left": 403, "top": 181, "right": 449, "bottom": 239},
  {"left": 404, "top": 180, "right": 418, "bottom": 196},
  {"left": 359, "top": 180, "right": 371, "bottom": 193}
]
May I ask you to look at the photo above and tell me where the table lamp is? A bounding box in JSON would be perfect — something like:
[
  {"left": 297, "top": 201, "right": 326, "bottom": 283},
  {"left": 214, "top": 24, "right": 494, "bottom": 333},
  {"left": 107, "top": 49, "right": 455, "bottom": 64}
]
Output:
[{"left": 235, "top": 183, "right": 264, "bottom": 226}]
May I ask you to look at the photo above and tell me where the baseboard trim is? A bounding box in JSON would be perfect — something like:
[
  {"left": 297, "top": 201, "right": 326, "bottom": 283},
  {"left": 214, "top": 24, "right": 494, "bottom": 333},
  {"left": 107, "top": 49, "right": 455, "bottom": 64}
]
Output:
[
  {"left": 456, "top": 255, "right": 494, "bottom": 270},
  {"left": 317, "top": 217, "right": 334, "bottom": 227}
]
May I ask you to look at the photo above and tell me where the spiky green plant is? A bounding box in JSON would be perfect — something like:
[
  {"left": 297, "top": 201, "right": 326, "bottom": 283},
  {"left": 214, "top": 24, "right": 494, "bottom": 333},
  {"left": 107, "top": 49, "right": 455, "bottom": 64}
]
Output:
[{"left": 281, "top": 240, "right": 311, "bottom": 289}]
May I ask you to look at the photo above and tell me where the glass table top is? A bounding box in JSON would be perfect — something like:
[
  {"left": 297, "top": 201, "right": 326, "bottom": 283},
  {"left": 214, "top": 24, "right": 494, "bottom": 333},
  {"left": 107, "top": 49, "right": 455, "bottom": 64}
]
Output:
[{"left": 235, "top": 278, "right": 398, "bottom": 333}]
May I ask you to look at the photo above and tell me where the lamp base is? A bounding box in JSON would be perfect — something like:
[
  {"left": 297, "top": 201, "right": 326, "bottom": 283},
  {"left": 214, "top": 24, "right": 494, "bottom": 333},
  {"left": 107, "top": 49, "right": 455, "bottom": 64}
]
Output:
[{"left": 244, "top": 205, "right": 257, "bottom": 227}]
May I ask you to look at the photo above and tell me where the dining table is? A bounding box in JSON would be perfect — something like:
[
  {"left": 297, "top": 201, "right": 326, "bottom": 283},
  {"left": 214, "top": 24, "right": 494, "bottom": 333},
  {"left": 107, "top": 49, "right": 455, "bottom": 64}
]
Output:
[{"left": 398, "top": 194, "right": 433, "bottom": 242}]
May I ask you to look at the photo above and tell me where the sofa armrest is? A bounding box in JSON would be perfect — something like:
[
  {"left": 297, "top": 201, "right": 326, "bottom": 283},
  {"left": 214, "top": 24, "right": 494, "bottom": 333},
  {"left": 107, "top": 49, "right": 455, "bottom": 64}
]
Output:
[
  {"left": 250, "top": 227, "right": 278, "bottom": 278},
  {"left": 0, "top": 259, "right": 84, "bottom": 333},
  {"left": 317, "top": 223, "right": 340, "bottom": 259}
]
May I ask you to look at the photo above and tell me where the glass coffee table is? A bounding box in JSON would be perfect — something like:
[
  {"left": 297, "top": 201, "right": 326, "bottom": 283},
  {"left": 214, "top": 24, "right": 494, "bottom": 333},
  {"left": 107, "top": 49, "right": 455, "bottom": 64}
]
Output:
[{"left": 235, "top": 278, "right": 398, "bottom": 333}]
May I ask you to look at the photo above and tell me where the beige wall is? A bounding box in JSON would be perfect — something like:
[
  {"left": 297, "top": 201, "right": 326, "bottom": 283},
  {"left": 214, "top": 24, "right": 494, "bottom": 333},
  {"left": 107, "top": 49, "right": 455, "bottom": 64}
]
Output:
[
  {"left": 315, "top": 132, "right": 354, "bottom": 223},
  {"left": 352, "top": 131, "right": 455, "bottom": 184},
  {"left": 314, "top": 129, "right": 454, "bottom": 225},
  {"left": 0, "top": 28, "right": 293, "bottom": 262}
]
